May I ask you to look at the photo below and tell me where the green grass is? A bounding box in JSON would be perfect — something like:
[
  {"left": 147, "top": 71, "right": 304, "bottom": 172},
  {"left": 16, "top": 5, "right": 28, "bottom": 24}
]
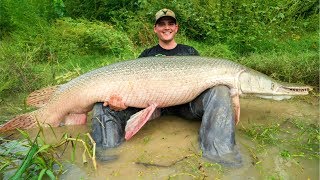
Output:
[
  {"left": 239, "top": 118, "right": 320, "bottom": 160},
  {"left": 0, "top": 129, "right": 96, "bottom": 179}
]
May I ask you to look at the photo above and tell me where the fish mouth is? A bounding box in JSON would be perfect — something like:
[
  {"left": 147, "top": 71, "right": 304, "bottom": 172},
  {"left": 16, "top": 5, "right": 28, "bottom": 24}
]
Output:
[
  {"left": 248, "top": 85, "right": 312, "bottom": 101},
  {"left": 276, "top": 86, "right": 312, "bottom": 95}
]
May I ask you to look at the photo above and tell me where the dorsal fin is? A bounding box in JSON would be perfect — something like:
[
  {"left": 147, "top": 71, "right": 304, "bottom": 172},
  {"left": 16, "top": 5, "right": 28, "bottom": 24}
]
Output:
[{"left": 26, "top": 85, "right": 60, "bottom": 108}]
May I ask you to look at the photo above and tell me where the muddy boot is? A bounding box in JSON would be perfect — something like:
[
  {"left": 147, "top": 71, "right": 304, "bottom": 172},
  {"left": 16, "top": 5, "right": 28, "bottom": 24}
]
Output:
[
  {"left": 189, "top": 86, "right": 242, "bottom": 167},
  {"left": 91, "top": 103, "right": 125, "bottom": 162},
  {"left": 91, "top": 103, "right": 126, "bottom": 149},
  {"left": 91, "top": 103, "right": 141, "bottom": 162}
]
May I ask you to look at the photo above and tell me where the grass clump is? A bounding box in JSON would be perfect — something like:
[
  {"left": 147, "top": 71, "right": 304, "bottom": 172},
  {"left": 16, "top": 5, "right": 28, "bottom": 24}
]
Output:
[
  {"left": 240, "top": 118, "right": 320, "bottom": 160},
  {"left": 51, "top": 18, "right": 135, "bottom": 60},
  {"left": 0, "top": 129, "right": 97, "bottom": 179},
  {"left": 238, "top": 50, "right": 319, "bottom": 87},
  {"left": 0, "top": 130, "right": 62, "bottom": 179}
]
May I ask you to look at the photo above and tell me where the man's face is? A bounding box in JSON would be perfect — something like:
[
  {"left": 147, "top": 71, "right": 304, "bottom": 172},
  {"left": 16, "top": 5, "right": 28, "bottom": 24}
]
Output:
[{"left": 154, "top": 17, "right": 178, "bottom": 43}]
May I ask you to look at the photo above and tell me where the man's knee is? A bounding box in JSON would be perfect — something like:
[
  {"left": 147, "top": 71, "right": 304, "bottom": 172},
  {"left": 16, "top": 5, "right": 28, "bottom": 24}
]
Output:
[
  {"left": 92, "top": 102, "right": 104, "bottom": 118},
  {"left": 205, "top": 85, "right": 233, "bottom": 109},
  {"left": 190, "top": 85, "right": 231, "bottom": 117},
  {"left": 91, "top": 103, "right": 125, "bottom": 149},
  {"left": 198, "top": 86, "right": 237, "bottom": 157},
  {"left": 206, "top": 85, "right": 231, "bottom": 100}
]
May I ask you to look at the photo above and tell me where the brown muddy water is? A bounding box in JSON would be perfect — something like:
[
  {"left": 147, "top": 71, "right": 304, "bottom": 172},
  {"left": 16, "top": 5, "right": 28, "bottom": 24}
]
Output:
[{"left": 3, "top": 97, "right": 320, "bottom": 179}]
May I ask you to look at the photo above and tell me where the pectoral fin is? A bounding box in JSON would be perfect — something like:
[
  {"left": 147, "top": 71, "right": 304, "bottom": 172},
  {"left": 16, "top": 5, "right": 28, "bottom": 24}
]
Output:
[
  {"left": 231, "top": 95, "right": 240, "bottom": 125},
  {"left": 125, "top": 103, "right": 158, "bottom": 140}
]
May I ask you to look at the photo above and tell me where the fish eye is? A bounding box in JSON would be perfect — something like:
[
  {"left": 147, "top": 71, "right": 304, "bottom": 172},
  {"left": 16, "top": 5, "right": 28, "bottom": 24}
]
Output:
[{"left": 271, "top": 83, "right": 275, "bottom": 89}]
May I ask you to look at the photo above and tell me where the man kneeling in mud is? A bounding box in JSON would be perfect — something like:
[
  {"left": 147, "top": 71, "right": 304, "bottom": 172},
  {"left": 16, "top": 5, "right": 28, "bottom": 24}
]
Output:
[{"left": 91, "top": 8, "right": 242, "bottom": 167}]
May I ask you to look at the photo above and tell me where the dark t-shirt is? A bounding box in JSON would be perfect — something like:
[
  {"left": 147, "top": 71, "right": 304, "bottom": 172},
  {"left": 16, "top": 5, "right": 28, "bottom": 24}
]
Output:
[
  {"left": 138, "top": 44, "right": 200, "bottom": 57},
  {"left": 138, "top": 43, "right": 200, "bottom": 115}
]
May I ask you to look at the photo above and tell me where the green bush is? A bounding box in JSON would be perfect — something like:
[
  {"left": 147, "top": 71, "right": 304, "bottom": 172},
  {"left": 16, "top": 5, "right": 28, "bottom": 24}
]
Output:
[
  {"left": 239, "top": 51, "right": 319, "bottom": 87},
  {"left": 0, "top": 45, "right": 42, "bottom": 94},
  {"left": 0, "top": 0, "right": 136, "bottom": 96},
  {"left": 51, "top": 18, "right": 135, "bottom": 59}
]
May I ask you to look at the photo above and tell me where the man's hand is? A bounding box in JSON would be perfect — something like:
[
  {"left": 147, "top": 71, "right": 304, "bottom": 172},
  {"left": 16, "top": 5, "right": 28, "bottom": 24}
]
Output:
[{"left": 104, "top": 95, "right": 128, "bottom": 111}]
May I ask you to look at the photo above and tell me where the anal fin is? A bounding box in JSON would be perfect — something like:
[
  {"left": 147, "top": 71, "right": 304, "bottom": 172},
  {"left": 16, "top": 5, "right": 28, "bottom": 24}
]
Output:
[{"left": 63, "top": 113, "right": 87, "bottom": 126}]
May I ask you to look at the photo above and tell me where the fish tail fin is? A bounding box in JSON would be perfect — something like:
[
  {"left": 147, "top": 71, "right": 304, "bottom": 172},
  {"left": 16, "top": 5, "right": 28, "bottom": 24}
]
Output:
[
  {"left": 0, "top": 112, "right": 37, "bottom": 133},
  {"left": 26, "top": 85, "right": 60, "bottom": 108}
]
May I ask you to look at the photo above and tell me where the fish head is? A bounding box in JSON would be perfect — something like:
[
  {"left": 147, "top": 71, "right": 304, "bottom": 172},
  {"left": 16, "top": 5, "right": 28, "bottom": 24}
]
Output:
[{"left": 239, "top": 70, "right": 312, "bottom": 100}]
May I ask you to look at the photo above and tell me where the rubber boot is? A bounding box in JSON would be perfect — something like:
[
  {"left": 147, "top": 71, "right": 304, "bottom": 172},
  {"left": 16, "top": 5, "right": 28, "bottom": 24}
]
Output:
[
  {"left": 191, "top": 86, "right": 242, "bottom": 167},
  {"left": 91, "top": 103, "right": 125, "bottom": 149},
  {"left": 91, "top": 103, "right": 142, "bottom": 148},
  {"left": 166, "top": 86, "right": 242, "bottom": 167}
]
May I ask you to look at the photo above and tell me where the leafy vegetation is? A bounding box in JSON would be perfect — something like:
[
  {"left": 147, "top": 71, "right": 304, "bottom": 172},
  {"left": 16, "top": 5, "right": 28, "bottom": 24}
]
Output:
[
  {"left": 240, "top": 118, "right": 320, "bottom": 160},
  {"left": 0, "top": 128, "right": 96, "bottom": 179},
  {"left": 0, "top": 0, "right": 318, "bottom": 97},
  {"left": 238, "top": 117, "right": 319, "bottom": 179}
]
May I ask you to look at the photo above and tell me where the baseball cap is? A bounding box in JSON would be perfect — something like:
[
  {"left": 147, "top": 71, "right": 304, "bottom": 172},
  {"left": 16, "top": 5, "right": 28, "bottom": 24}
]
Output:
[{"left": 155, "top": 8, "right": 176, "bottom": 24}]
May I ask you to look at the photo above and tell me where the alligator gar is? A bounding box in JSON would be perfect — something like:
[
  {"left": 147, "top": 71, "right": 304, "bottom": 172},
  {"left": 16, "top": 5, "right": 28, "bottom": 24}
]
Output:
[{"left": 0, "top": 56, "right": 312, "bottom": 139}]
